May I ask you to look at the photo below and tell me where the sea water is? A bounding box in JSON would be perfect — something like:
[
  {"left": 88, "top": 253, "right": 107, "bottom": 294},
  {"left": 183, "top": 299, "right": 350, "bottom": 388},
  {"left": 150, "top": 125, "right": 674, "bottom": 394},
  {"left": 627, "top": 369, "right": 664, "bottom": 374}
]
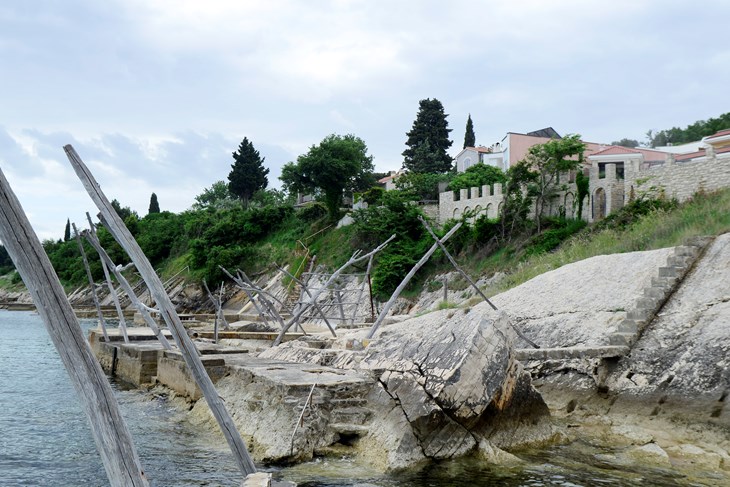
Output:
[{"left": 0, "top": 310, "right": 693, "bottom": 486}]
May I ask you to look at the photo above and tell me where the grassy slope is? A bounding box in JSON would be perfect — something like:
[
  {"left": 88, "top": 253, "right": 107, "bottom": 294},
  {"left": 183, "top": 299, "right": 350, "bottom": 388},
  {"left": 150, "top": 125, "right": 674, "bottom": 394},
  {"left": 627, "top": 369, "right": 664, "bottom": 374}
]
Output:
[{"left": 7, "top": 189, "right": 730, "bottom": 299}]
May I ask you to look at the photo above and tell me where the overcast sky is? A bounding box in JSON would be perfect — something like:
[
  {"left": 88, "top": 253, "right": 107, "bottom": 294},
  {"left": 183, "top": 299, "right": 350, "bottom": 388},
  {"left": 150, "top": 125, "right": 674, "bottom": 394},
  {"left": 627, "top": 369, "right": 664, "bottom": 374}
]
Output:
[{"left": 1, "top": 0, "right": 728, "bottom": 240}]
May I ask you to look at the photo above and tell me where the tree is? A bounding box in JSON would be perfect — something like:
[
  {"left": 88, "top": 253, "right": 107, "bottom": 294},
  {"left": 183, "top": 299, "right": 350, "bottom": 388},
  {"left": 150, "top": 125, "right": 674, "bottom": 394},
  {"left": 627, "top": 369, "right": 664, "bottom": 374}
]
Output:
[
  {"left": 448, "top": 163, "right": 506, "bottom": 193},
  {"left": 280, "top": 134, "right": 374, "bottom": 220},
  {"left": 499, "top": 159, "right": 538, "bottom": 242},
  {"left": 148, "top": 193, "right": 160, "bottom": 214},
  {"left": 64, "top": 218, "right": 71, "bottom": 241},
  {"left": 523, "top": 134, "right": 586, "bottom": 232},
  {"left": 193, "top": 181, "right": 239, "bottom": 210},
  {"left": 228, "top": 137, "right": 269, "bottom": 208},
  {"left": 611, "top": 138, "right": 639, "bottom": 148},
  {"left": 402, "top": 98, "right": 453, "bottom": 173},
  {"left": 463, "top": 114, "right": 475, "bottom": 148}
]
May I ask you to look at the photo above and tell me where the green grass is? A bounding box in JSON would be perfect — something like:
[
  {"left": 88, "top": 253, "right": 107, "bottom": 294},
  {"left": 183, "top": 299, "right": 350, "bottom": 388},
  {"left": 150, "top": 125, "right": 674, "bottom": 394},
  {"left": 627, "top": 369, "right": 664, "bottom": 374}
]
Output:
[{"left": 479, "top": 189, "right": 730, "bottom": 297}]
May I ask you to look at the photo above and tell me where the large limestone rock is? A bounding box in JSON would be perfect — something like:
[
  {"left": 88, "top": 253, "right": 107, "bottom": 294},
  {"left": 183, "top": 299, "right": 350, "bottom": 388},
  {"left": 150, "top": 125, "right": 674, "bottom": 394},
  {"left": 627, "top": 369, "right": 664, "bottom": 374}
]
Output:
[{"left": 354, "top": 306, "right": 551, "bottom": 466}]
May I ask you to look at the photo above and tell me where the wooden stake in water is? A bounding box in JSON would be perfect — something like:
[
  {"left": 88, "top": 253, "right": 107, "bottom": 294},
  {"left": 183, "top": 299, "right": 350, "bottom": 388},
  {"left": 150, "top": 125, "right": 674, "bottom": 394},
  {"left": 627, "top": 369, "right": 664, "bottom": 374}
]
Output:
[
  {"left": 72, "top": 222, "right": 109, "bottom": 341},
  {"left": 0, "top": 168, "right": 149, "bottom": 486},
  {"left": 65, "top": 144, "right": 256, "bottom": 476}
]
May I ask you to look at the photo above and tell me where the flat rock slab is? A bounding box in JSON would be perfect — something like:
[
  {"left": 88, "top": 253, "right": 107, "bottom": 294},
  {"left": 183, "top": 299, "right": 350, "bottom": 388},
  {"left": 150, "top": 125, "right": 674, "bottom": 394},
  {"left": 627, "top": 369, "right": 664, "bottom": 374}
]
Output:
[{"left": 224, "top": 355, "right": 373, "bottom": 388}]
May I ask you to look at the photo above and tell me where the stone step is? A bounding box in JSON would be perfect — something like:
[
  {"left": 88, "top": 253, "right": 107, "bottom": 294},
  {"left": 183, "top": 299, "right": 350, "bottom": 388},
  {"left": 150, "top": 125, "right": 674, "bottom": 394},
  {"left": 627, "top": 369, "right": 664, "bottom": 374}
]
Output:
[
  {"left": 627, "top": 308, "right": 652, "bottom": 321},
  {"left": 609, "top": 332, "right": 636, "bottom": 346},
  {"left": 328, "top": 423, "right": 370, "bottom": 435},
  {"left": 643, "top": 287, "right": 667, "bottom": 300},
  {"left": 331, "top": 406, "right": 373, "bottom": 424},
  {"left": 330, "top": 397, "right": 368, "bottom": 408},
  {"left": 674, "top": 245, "right": 699, "bottom": 257},
  {"left": 514, "top": 345, "right": 630, "bottom": 361},
  {"left": 651, "top": 276, "right": 677, "bottom": 288},
  {"left": 657, "top": 266, "right": 679, "bottom": 278},
  {"left": 635, "top": 296, "right": 660, "bottom": 309},
  {"left": 667, "top": 255, "right": 693, "bottom": 268},
  {"left": 618, "top": 319, "right": 638, "bottom": 333}
]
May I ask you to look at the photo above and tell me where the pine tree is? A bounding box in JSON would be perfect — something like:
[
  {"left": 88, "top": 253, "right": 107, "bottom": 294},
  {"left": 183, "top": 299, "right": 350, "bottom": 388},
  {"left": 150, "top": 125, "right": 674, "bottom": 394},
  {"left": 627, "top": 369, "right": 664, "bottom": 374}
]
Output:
[
  {"left": 148, "top": 193, "right": 160, "bottom": 214},
  {"left": 228, "top": 137, "right": 270, "bottom": 207},
  {"left": 402, "top": 98, "right": 453, "bottom": 173},
  {"left": 63, "top": 218, "right": 71, "bottom": 241},
  {"left": 463, "top": 114, "right": 476, "bottom": 148}
]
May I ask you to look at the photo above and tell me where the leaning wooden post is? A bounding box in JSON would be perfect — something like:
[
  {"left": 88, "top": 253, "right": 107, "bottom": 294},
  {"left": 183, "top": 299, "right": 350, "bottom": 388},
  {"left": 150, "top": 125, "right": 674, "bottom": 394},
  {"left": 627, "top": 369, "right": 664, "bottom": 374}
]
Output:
[
  {"left": 82, "top": 224, "right": 172, "bottom": 351},
  {"left": 366, "top": 223, "right": 462, "bottom": 339},
  {"left": 273, "top": 263, "right": 336, "bottom": 337},
  {"left": 351, "top": 255, "right": 373, "bottom": 325},
  {"left": 218, "top": 282, "right": 229, "bottom": 330},
  {"left": 202, "top": 280, "right": 219, "bottom": 343},
  {"left": 65, "top": 145, "right": 256, "bottom": 476},
  {"left": 72, "top": 223, "right": 109, "bottom": 341},
  {"left": 418, "top": 216, "right": 540, "bottom": 349},
  {"left": 0, "top": 168, "right": 149, "bottom": 486},
  {"left": 273, "top": 234, "right": 395, "bottom": 346}
]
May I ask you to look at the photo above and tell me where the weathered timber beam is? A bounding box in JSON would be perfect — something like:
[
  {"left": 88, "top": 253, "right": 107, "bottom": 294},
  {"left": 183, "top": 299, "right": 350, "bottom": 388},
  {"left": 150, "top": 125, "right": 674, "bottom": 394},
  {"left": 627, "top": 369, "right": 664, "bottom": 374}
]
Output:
[
  {"left": 273, "top": 234, "right": 395, "bottom": 346},
  {"left": 366, "top": 223, "right": 462, "bottom": 339},
  {"left": 64, "top": 145, "right": 256, "bottom": 476},
  {"left": 0, "top": 168, "right": 149, "bottom": 486},
  {"left": 82, "top": 218, "right": 172, "bottom": 351},
  {"left": 72, "top": 222, "right": 109, "bottom": 341},
  {"left": 418, "top": 216, "right": 540, "bottom": 349}
]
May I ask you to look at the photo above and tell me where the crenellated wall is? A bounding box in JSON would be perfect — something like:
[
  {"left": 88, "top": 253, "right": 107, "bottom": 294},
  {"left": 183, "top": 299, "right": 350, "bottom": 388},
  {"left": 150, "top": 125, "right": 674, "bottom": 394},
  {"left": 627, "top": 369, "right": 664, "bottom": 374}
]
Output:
[{"left": 438, "top": 173, "right": 584, "bottom": 224}]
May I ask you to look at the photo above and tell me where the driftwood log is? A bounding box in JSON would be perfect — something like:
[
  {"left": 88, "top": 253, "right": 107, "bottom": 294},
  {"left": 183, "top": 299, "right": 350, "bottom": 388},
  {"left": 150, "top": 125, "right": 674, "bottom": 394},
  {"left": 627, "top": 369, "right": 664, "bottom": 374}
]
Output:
[{"left": 0, "top": 168, "right": 149, "bottom": 486}]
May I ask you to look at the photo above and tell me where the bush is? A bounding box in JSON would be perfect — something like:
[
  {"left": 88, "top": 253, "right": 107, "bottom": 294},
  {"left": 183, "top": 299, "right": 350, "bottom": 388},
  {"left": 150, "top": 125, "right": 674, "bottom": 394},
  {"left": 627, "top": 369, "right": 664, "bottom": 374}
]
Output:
[
  {"left": 524, "top": 218, "right": 587, "bottom": 257},
  {"left": 296, "top": 202, "right": 328, "bottom": 222}
]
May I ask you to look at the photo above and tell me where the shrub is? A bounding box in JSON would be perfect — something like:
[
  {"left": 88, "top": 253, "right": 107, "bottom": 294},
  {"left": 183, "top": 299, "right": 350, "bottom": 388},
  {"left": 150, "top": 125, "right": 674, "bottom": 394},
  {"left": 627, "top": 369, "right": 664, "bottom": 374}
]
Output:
[{"left": 296, "top": 202, "right": 328, "bottom": 222}]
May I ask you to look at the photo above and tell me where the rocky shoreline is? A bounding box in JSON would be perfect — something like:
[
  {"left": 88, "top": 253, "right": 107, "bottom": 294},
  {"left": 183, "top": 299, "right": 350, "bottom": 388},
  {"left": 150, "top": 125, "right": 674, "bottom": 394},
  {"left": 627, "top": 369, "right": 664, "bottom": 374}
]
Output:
[{"left": 12, "top": 233, "right": 730, "bottom": 483}]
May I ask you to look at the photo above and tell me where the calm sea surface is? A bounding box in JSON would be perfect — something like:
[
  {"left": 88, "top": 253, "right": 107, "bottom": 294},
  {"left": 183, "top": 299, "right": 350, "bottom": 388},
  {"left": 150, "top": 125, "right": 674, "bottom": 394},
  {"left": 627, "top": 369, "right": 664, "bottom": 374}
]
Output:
[{"left": 0, "top": 310, "right": 694, "bottom": 486}]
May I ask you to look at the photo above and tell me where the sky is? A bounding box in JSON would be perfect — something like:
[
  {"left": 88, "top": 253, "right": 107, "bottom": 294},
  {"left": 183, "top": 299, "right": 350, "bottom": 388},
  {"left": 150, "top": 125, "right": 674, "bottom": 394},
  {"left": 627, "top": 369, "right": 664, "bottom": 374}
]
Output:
[{"left": 1, "top": 0, "right": 728, "bottom": 240}]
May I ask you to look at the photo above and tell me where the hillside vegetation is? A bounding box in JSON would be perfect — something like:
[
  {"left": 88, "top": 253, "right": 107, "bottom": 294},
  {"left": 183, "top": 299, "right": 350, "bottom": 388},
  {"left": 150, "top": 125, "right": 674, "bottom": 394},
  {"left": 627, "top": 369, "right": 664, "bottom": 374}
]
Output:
[{"left": 9, "top": 187, "right": 730, "bottom": 305}]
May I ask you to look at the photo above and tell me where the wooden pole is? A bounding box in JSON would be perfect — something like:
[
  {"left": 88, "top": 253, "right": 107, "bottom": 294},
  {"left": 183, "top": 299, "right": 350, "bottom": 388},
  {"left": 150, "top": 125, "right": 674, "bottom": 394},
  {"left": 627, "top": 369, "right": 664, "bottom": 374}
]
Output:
[
  {"left": 273, "top": 234, "right": 395, "bottom": 346},
  {"left": 334, "top": 282, "right": 346, "bottom": 324},
  {"left": 202, "top": 280, "right": 219, "bottom": 343},
  {"left": 274, "top": 264, "right": 336, "bottom": 337},
  {"left": 65, "top": 145, "right": 256, "bottom": 476},
  {"left": 0, "top": 168, "right": 149, "bottom": 486},
  {"left": 219, "top": 268, "right": 273, "bottom": 328},
  {"left": 418, "top": 216, "right": 540, "bottom": 349},
  {"left": 218, "top": 282, "right": 229, "bottom": 330},
  {"left": 82, "top": 223, "right": 172, "bottom": 351},
  {"left": 72, "top": 223, "right": 109, "bottom": 341},
  {"left": 96, "top": 241, "right": 130, "bottom": 343},
  {"left": 366, "top": 223, "right": 462, "bottom": 339},
  {"left": 351, "top": 255, "right": 373, "bottom": 325}
]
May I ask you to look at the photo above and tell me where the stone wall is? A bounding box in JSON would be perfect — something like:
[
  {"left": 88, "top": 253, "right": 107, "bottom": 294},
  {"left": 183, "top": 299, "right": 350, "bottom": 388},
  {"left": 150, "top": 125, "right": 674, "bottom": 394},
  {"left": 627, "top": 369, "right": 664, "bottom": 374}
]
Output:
[
  {"left": 626, "top": 152, "right": 730, "bottom": 203},
  {"left": 438, "top": 174, "right": 581, "bottom": 224}
]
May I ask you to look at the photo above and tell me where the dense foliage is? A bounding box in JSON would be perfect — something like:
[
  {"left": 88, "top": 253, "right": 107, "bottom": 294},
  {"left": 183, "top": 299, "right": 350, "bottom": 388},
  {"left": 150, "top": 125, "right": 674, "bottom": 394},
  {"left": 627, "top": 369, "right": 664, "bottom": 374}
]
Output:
[
  {"left": 402, "top": 98, "right": 453, "bottom": 173},
  {"left": 280, "top": 134, "right": 375, "bottom": 220},
  {"left": 647, "top": 112, "right": 730, "bottom": 147},
  {"left": 447, "top": 163, "right": 505, "bottom": 193}
]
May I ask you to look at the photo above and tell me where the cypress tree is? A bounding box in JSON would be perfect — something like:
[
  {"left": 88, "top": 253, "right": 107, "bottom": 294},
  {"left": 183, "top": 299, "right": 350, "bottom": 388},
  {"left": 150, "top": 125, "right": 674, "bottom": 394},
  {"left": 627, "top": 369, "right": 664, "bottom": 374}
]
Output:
[
  {"left": 402, "top": 98, "right": 453, "bottom": 173},
  {"left": 148, "top": 193, "right": 160, "bottom": 214},
  {"left": 464, "top": 114, "right": 476, "bottom": 148},
  {"left": 228, "top": 137, "right": 269, "bottom": 208},
  {"left": 63, "top": 218, "right": 71, "bottom": 241}
]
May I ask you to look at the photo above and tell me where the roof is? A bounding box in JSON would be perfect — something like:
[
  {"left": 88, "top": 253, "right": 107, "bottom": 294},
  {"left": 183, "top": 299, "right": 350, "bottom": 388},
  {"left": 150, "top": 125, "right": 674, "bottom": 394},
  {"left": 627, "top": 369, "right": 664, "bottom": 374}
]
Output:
[
  {"left": 589, "top": 145, "right": 669, "bottom": 159},
  {"left": 590, "top": 146, "right": 643, "bottom": 156},
  {"left": 706, "top": 129, "right": 730, "bottom": 139},
  {"left": 526, "top": 127, "right": 561, "bottom": 139},
  {"left": 676, "top": 146, "right": 730, "bottom": 162}
]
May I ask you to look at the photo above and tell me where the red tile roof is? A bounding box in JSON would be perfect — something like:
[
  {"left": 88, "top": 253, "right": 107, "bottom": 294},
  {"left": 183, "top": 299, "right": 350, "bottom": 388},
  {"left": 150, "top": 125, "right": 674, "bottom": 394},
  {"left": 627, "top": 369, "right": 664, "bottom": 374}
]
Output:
[
  {"left": 465, "top": 146, "right": 492, "bottom": 153},
  {"left": 706, "top": 129, "right": 730, "bottom": 139},
  {"left": 590, "top": 146, "right": 643, "bottom": 156}
]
